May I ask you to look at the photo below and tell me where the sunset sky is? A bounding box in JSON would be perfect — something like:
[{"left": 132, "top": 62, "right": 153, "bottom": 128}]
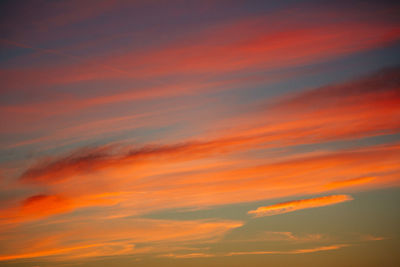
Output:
[{"left": 0, "top": 1, "right": 400, "bottom": 266}]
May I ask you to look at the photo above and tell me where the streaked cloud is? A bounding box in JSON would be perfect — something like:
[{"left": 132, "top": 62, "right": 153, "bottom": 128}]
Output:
[
  {"left": 9, "top": 141, "right": 399, "bottom": 222},
  {"left": 161, "top": 252, "right": 213, "bottom": 259},
  {"left": 17, "top": 67, "right": 400, "bottom": 188},
  {"left": 161, "top": 244, "right": 349, "bottom": 258},
  {"left": 2, "top": 6, "right": 398, "bottom": 92},
  {"left": 262, "top": 231, "right": 324, "bottom": 242},
  {"left": 0, "top": 1, "right": 399, "bottom": 265},
  {"left": 0, "top": 192, "right": 121, "bottom": 224},
  {"left": 0, "top": 242, "right": 134, "bottom": 261},
  {"left": 0, "top": 219, "right": 242, "bottom": 261},
  {"left": 248, "top": 195, "right": 353, "bottom": 217},
  {"left": 2, "top": 9, "right": 400, "bottom": 149},
  {"left": 227, "top": 244, "right": 349, "bottom": 256},
  {"left": 361, "top": 234, "right": 387, "bottom": 241},
  {"left": 324, "top": 176, "right": 376, "bottom": 190}
]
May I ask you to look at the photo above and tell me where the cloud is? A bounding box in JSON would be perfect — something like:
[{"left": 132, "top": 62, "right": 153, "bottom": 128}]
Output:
[
  {"left": 0, "top": 242, "right": 131, "bottom": 261},
  {"left": 19, "top": 146, "right": 116, "bottom": 184},
  {"left": 1, "top": 1, "right": 400, "bottom": 264},
  {"left": 12, "top": 141, "right": 400, "bottom": 222},
  {"left": 20, "top": 194, "right": 72, "bottom": 217},
  {"left": 161, "top": 252, "right": 213, "bottom": 259},
  {"left": 161, "top": 244, "right": 349, "bottom": 258},
  {"left": 3, "top": 6, "right": 399, "bottom": 91},
  {"left": 2, "top": 7, "right": 400, "bottom": 143},
  {"left": 17, "top": 65, "right": 400, "bottom": 186},
  {"left": 227, "top": 244, "right": 349, "bottom": 256},
  {"left": 19, "top": 132, "right": 271, "bottom": 184},
  {"left": 262, "top": 231, "right": 323, "bottom": 242},
  {"left": 229, "top": 66, "right": 400, "bottom": 146},
  {"left": 0, "top": 194, "right": 73, "bottom": 224},
  {"left": 248, "top": 195, "right": 353, "bottom": 217},
  {"left": 0, "top": 219, "right": 242, "bottom": 261},
  {"left": 0, "top": 191, "right": 125, "bottom": 224},
  {"left": 324, "top": 176, "right": 376, "bottom": 190},
  {"left": 361, "top": 235, "right": 386, "bottom": 241}
]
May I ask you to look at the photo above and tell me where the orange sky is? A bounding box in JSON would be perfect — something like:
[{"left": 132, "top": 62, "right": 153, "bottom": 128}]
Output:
[{"left": 0, "top": 1, "right": 399, "bottom": 266}]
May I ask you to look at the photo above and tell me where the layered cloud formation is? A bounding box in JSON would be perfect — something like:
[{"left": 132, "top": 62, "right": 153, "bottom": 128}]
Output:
[{"left": 0, "top": 1, "right": 399, "bottom": 266}]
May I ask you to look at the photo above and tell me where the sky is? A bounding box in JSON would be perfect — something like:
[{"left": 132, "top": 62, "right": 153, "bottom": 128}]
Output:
[{"left": 0, "top": 0, "right": 399, "bottom": 266}]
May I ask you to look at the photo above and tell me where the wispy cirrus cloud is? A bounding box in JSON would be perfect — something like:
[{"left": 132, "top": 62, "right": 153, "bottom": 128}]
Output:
[
  {"left": 1, "top": 2, "right": 399, "bottom": 264},
  {"left": 324, "top": 176, "right": 376, "bottom": 190},
  {"left": 0, "top": 192, "right": 122, "bottom": 224},
  {"left": 16, "top": 67, "right": 400, "bottom": 187},
  {"left": 161, "top": 244, "right": 349, "bottom": 258},
  {"left": 0, "top": 242, "right": 135, "bottom": 261},
  {"left": 8, "top": 141, "right": 398, "bottom": 223},
  {"left": 2, "top": 6, "right": 399, "bottom": 92},
  {"left": 226, "top": 244, "right": 349, "bottom": 256},
  {"left": 226, "top": 66, "right": 400, "bottom": 146},
  {"left": 361, "top": 235, "right": 387, "bottom": 241},
  {"left": 0, "top": 194, "right": 72, "bottom": 224},
  {"left": 18, "top": 140, "right": 246, "bottom": 184},
  {"left": 248, "top": 195, "right": 353, "bottom": 217},
  {"left": 261, "top": 231, "right": 324, "bottom": 242},
  {"left": 0, "top": 218, "right": 242, "bottom": 261},
  {"left": 160, "top": 252, "right": 214, "bottom": 259},
  {"left": 1, "top": 5, "right": 399, "bottom": 150}
]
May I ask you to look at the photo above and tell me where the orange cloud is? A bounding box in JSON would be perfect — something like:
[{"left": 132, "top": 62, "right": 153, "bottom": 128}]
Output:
[
  {"left": 0, "top": 242, "right": 124, "bottom": 261},
  {"left": 1, "top": 66, "right": 399, "bottom": 263},
  {"left": 161, "top": 253, "right": 213, "bottom": 259},
  {"left": 1, "top": 2, "right": 399, "bottom": 264},
  {"left": 223, "top": 67, "right": 400, "bottom": 148},
  {"left": 20, "top": 194, "right": 73, "bottom": 217},
  {"left": 324, "top": 176, "right": 376, "bottom": 190},
  {"left": 17, "top": 66, "right": 400, "bottom": 188},
  {"left": 19, "top": 136, "right": 257, "bottom": 184},
  {"left": 227, "top": 244, "right": 349, "bottom": 256},
  {"left": 2, "top": 7, "right": 398, "bottom": 92},
  {"left": 162, "top": 244, "right": 349, "bottom": 258},
  {"left": 2, "top": 7, "right": 399, "bottom": 142},
  {"left": 0, "top": 191, "right": 124, "bottom": 224},
  {"left": 361, "top": 235, "right": 386, "bottom": 241},
  {"left": 9, "top": 139, "right": 398, "bottom": 224},
  {"left": 0, "top": 219, "right": 242, "bottom": 261},
  {"left": 248, "top": 195, "right": 353, "bottom": 217},
  {"left": 0, "top": 194, "right": 74, "bottom": 224},
  {"left": 261, "top": 231, "right": 323, "bottom": 242}
]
